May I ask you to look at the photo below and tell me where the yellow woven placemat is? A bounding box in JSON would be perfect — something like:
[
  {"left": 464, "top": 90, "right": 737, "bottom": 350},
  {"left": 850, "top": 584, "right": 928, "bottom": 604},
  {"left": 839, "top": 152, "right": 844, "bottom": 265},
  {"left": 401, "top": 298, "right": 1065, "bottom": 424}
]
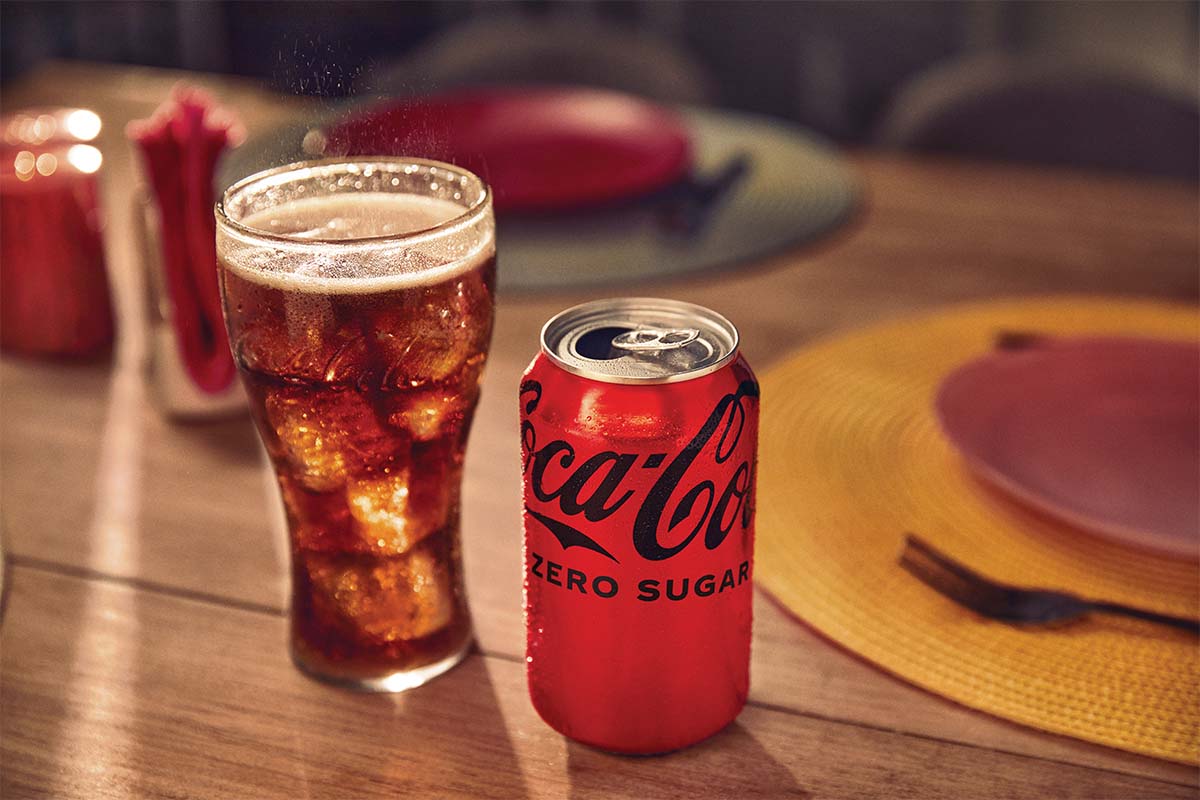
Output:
[{"left": 756, "top": 297, "right": 1200, "bottom": 764}]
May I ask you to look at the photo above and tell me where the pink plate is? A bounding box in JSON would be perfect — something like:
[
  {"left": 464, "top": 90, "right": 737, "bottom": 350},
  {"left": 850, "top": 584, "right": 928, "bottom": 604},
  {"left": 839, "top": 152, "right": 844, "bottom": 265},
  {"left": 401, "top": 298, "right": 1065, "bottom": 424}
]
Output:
[{"left": 935, "top": 337, "right": 1199, "bottom": 558}]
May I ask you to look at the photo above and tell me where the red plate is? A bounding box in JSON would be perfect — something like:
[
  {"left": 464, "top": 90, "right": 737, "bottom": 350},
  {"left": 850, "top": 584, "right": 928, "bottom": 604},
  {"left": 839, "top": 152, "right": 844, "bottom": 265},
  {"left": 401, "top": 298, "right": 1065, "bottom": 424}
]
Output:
[
  {"left": 323, "top": 88, "right": 692, "bottom": 213},
  {"left": 936, "top": 337, "right": 1200, "bottom": 558}
]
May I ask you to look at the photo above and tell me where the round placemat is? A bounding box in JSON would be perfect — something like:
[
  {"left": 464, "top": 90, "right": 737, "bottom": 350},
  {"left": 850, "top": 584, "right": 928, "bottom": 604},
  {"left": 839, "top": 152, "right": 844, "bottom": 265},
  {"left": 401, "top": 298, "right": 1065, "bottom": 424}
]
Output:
[
  {"left": 496, "top": 108, "right": 859, "bottom": 289},
  {"left": 756, "top": 297, "right": 1199, "bottom": 764},
  {"left": 220, "top": 106, "right": 860, "bottom": 290}
]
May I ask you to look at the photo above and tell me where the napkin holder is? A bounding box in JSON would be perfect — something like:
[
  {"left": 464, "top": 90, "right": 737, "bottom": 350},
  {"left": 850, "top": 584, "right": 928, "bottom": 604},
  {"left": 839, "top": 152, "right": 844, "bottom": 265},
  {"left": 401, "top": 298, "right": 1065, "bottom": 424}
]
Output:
[{"left": 134, "top": 189, "right": 244, "bottom": 419}]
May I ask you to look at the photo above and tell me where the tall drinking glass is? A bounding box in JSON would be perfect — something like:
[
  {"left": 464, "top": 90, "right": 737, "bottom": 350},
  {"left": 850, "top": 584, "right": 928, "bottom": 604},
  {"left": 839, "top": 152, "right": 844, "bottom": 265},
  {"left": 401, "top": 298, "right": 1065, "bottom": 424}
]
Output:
[{"left": 215, "top": 158, "right": 495, "bottom": 691}]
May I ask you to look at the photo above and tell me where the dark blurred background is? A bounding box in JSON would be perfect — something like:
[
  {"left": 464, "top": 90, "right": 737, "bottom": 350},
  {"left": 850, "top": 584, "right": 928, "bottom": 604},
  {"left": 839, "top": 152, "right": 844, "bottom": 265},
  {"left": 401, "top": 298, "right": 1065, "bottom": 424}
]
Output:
[{"left": 3, "top": 1, "right": 1198, "bottom": 176}]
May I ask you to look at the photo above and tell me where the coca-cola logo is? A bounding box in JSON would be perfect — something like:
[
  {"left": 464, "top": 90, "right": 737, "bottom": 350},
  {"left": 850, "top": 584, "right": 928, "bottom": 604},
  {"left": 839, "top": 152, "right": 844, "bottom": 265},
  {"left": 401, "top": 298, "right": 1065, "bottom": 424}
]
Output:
[{"left": 520, "top": 378, "right": 758, "bottom": 563}]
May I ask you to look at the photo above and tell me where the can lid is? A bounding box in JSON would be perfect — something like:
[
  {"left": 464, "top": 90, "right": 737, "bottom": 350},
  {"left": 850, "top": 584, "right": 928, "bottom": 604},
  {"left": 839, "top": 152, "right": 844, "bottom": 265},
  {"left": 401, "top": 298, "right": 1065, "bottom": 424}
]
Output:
[{"left": 540, "top": 298, "right": 739, "bottom": 384}]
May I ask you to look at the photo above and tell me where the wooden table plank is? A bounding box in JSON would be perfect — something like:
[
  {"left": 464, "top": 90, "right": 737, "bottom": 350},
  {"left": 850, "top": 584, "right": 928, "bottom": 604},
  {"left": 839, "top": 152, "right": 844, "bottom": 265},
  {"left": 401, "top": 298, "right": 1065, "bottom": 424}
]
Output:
[
  {"left": 3, "top": 565, "right": 1191, "bottom": 800},
  {"left": 2, "top": 61, "right": 1198, "bottom": 794}
]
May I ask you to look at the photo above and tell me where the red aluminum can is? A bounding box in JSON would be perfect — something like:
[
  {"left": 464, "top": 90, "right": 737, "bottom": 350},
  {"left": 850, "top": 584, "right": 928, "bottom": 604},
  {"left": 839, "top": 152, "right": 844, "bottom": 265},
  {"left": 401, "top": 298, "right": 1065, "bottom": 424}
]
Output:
[{"left": 521, "top": 298, "right": 759, "bottom": 754}]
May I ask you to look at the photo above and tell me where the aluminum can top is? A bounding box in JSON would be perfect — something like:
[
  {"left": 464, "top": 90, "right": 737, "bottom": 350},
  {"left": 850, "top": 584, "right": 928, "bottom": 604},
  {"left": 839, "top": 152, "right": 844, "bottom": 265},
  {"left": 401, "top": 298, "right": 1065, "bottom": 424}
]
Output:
[{"left": 539, "top": 297, "right": 739, "bottom": 385}]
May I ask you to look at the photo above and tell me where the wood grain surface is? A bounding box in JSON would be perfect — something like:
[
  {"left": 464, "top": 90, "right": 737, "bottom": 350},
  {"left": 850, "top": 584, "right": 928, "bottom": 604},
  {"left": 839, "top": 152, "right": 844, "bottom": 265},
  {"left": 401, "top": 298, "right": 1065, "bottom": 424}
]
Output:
[{"left": 2, "top": 62, "right": 1197, "bottom": 799}]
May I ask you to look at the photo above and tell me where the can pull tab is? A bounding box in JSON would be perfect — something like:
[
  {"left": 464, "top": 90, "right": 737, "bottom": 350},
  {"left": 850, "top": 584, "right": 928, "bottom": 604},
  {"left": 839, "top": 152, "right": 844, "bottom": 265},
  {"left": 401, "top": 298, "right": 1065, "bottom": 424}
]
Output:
[{"left": 610, "top": 328, "right": 700, "bottom": 352}]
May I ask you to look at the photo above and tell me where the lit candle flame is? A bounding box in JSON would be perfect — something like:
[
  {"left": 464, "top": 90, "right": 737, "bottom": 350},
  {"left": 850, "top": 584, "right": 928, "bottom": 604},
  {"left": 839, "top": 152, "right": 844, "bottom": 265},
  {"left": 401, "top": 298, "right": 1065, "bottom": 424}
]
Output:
[
  {"left": 32, "top": 114, "right": 57, "bottom": 143},
  {"left": 35, "top": 152, "right": 58, "bottom": 177},
  {"left": 14, "top": 149, "right": 35, "bottom": 181},
  {"left": 64, "top": 109, "right": 102, "bottom": 141},
  {"left": 67, "top": 144, "right": 103, "bottom": 174}
]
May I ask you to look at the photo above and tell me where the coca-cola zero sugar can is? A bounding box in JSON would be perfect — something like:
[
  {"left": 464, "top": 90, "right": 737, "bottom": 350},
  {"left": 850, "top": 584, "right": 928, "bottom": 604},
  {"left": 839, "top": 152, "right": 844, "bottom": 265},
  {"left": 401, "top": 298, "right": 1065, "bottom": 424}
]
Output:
[{"left": 521, "top": 298, "right": 759, "bottom": 754}]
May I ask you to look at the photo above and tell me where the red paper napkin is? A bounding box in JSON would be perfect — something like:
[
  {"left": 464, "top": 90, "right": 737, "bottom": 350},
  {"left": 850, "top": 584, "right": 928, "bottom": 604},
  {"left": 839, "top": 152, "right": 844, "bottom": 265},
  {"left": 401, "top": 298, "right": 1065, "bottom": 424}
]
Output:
[{"left": 128, "top": 86, "right": 243, "bottom": 394}]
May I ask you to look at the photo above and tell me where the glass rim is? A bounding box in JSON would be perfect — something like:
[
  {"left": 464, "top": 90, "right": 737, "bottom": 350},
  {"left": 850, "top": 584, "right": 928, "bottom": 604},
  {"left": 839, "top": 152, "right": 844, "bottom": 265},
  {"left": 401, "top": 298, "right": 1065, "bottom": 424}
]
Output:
[{"left": 214, "top": 156, "right": 492, "bottom": 248}]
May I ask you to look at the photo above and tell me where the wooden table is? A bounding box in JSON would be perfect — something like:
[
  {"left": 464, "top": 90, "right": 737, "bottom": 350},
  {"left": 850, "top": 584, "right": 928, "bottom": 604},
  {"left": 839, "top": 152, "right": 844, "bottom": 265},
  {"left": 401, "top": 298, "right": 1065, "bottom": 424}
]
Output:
[{"left": 2, "top": 63, "right": 1197, "bottom": 799}]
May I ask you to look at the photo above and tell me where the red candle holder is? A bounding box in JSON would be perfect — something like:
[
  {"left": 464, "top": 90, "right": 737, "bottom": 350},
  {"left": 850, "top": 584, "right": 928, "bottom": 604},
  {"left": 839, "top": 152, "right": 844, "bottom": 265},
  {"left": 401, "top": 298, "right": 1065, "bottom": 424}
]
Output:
[{"left": 0, "top": 108, "right": 114, "bottom": 359}]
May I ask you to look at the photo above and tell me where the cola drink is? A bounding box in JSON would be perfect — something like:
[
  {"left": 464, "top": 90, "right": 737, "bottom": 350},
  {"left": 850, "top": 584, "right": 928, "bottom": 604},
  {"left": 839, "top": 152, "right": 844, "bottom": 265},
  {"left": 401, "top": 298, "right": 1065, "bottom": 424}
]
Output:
[
  {"left": 521, "top": 299, "right": 759, "bottom": 753},
  {"left": 216, "top": 159, "right": 495, "bottom": 691}
]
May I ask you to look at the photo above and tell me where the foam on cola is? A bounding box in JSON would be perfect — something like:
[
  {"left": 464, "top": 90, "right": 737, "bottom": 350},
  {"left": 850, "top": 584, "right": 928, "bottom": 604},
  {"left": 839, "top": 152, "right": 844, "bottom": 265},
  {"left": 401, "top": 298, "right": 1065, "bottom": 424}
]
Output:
[
  {"left": 221, "top": 192, "right": 489, "bottom": 289},
  {"left": 217, "top": 159, "right": 495, "bottom": 690}
]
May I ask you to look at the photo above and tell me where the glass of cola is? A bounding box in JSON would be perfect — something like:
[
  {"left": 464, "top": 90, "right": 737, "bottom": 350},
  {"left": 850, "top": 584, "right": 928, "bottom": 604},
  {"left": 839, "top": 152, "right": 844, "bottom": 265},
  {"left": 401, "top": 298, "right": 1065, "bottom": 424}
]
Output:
[{"left": 216, "top": 158, "right": 495, "bottom": 691}]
